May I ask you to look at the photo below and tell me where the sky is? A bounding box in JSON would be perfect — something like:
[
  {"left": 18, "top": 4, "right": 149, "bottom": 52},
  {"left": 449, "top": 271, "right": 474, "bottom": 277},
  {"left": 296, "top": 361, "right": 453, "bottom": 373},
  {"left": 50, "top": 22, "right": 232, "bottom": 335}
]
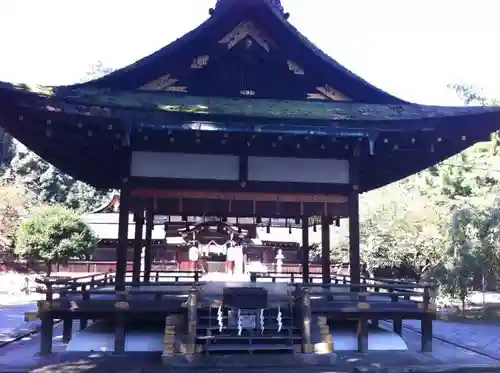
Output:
[{"left": 0, "top": 0, "right": 499, "bottom": 106}]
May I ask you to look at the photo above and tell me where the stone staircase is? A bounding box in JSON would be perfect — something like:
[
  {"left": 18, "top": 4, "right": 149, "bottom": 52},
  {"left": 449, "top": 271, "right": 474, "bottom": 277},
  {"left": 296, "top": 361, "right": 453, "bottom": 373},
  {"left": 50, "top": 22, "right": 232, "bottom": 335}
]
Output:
[{"left": 196, "top": 305, "right": 301, "bottom": 354}]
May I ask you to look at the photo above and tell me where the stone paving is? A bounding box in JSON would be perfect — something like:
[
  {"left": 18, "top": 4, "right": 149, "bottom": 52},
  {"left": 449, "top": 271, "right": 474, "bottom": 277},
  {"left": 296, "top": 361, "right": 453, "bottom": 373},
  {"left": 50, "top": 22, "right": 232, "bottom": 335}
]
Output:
[
  {"left": 1, "top": 284, "right": 500, "bottom": 371},
  {"left": 404, "top": 319, "right": 500, "bottom": 360},
  {"left": 0, "top": 324, "right": 496, "bottom": 373},
  {"left": 0, "top": 302, "right": 39, "bottom": 344}
]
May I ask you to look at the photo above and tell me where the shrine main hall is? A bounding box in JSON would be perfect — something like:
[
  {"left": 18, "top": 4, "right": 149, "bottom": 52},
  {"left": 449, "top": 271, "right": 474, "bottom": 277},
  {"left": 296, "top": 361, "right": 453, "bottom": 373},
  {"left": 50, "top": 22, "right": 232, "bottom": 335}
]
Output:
[{"left": 2, "top": 0, "right": 500, "bottom": 362}]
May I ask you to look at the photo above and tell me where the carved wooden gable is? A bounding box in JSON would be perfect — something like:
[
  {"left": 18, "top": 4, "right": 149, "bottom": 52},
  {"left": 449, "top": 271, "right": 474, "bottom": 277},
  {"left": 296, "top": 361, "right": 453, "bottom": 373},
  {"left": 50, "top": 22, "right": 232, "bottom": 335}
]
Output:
[{"left": 139, "top": 19, "right": 350, "bottom": 101}]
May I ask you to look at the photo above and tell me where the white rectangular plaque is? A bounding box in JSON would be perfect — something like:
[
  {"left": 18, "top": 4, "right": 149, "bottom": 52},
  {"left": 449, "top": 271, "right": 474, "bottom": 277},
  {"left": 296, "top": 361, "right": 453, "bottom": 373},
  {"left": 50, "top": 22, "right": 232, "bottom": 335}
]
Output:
[
  {"left": 247, "top": 156, "right": 349, "bottom": 184},
  {"left": 130, "top": 151, "right": 239, "bottom": 180}
]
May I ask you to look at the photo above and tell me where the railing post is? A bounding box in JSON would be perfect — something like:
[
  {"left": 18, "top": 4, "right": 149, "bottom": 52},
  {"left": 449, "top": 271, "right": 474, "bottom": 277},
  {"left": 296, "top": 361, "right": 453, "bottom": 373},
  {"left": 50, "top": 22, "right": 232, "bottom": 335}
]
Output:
[
  {"left": 187, "top": 287, "right": 198, "bottom": 354},
  {"left": 300, "top": 287, "right": 312, "bottom": 353}
]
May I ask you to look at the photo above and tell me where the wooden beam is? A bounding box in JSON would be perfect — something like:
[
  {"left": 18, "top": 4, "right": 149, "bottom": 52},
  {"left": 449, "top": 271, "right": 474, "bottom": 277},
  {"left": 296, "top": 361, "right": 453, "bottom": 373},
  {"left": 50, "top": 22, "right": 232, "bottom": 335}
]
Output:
[
  {"left": 116, "top": 184, "right": 131, "bottom": 291},
  {"left": 321, "top": 216, "right": 331, "bottom": 284},
  {"left": 132, "top": 211, "right": 144, "bottom": 286},
  {"left": 302, "top": 218, "right": 309, "bottom": 284},
  {"left": 131, "top": 189, "right": 348, "bottom": 203},
  {"left": 349, "top": 154, "right": 361, "bottom": 289},
  {"left": 143, "top": 208, "right": 154, "bottom": 284}
]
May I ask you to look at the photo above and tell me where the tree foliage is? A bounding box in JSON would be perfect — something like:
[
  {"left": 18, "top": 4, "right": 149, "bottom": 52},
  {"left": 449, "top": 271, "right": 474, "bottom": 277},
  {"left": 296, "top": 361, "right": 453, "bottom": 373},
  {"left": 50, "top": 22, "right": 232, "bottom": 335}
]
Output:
[
  {"left": 0, "top": 182, "right": 36, "bottom": 252},
  {"left": 15, "top": 205, "right": 98, "bottom": 276},
  {"left": 9, "top": 144, "right": 108, "bottom": 212},
  {"left": 326, "top": 83, "right": 500, "bottom": 306},
  {"left": 356, "top": 182, "right": 450, "bottom": 280}
]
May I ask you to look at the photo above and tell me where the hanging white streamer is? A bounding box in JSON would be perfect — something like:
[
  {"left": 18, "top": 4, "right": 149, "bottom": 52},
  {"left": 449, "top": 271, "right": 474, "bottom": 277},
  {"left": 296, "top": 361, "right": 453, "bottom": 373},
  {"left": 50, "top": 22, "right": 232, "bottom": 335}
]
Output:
[
  {"left": 217, "top": 304, "right": 223, "bottom": 332},
  {"left": 259, "top": 308, "right": 265, "bottom": 334},
  {"left": 237, "top": 309, "right": 242, "bottom": 336},
  {"left": 277, "top": 305, "right": 282, "bottom": 333}
]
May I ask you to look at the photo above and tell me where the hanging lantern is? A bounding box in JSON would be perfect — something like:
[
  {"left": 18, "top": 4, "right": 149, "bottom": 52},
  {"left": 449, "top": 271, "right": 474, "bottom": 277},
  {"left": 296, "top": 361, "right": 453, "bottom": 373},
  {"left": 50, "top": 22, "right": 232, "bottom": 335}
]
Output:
[{"left": 189, "top": 246, "right": 199, "bottom": 262}]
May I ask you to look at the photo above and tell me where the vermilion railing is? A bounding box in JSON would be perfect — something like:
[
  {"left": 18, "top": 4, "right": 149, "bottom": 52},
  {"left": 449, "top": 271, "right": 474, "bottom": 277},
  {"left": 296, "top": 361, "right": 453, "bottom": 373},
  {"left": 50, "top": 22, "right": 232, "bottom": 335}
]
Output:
[{"left": 0, "top": 260, "right": 329, "bottom": 274}]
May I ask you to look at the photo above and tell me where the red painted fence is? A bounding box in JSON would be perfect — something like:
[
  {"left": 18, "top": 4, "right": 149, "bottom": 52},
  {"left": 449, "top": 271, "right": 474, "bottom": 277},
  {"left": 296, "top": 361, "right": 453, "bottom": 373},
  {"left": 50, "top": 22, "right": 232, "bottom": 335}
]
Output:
[{"left": 0, "top": 260, "right": 327, "bottom": 274}]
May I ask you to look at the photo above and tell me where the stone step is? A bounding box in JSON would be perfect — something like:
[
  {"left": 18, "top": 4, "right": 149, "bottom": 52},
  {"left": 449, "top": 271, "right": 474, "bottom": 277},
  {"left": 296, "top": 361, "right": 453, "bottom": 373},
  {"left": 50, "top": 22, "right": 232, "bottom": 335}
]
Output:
[
  {"left": 204, "top": 343, "right": 295, "bottom": 354},
  {"left": 197, "top": 311, "right": 294, "bottom": 318},
  {"left": 197, "top": 335, "right": 301, "bottom": 341},
  {"left": 197, "top": 319, "right": 295, "bottom": 329},
  {"left": 198, "top": 315, "right": 293, "bottom": 320}
]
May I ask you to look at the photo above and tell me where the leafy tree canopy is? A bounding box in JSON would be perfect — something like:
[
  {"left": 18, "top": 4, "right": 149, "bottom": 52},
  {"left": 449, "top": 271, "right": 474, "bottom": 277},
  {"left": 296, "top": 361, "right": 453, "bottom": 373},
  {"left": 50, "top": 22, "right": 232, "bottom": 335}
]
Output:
[
  {"left": 0, "top": 181, "right": 36, "bottom": 252},
  {"left": 8, "top": 144, "right": 109, "bottom": 212},
  {"left": 15, "top": 205, "right": 98, "bottom": 275}
]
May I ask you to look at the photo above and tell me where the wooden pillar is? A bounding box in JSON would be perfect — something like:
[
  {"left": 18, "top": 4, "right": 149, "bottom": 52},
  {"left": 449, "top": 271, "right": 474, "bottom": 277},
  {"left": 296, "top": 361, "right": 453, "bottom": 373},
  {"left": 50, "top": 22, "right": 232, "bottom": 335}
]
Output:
[
  {"left": 301, "top": 217, "right": 309, "bottom": 284},
  {"left": 114, "top": 292, "right": 127, "bottom": 354},
  {"left": 300, "top": 287, "right": 312, "bottom": 353},
  {"left": 143, "top": 208, "right": 154, "bottom": 284},
  {"left": 132, "top": 211, "right": 144, "bottom": 286},
  {"left": 321, "top": 216, "right": 331, "bottom": 284},
  {"left": 39, "top": 292, "right": 54, "bottom": 355},
  {"left": 116, "top": 185, "right": 130, "bottom": 291},
  {"left": 40, "top": 310, "right": 53, "bottom": 355},
  {"left": 186, "top": 287, "right": 198, "bottom": 354},
  {"left": 421, "top": 287, "right": 433, "bottom": 352},
  {"left": 62, "top": 315, "right": 73, "bottom": 343},
  {"left": 349, "top": 154, "right": 361, "bottom": 289}
]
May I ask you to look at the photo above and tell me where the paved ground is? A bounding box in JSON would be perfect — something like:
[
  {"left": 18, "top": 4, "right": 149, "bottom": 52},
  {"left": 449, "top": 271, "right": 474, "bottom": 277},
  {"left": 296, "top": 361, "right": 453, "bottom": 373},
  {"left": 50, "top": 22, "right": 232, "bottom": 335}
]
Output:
[
  {"left": 0, "top": 301, "right": 39, "bottom": 344},
  {"left": 404, "top": 319, "right": 500, "bottom": 360},
  {"left": 0, "top": 282, "right": 500, "bottom": 371},
  {"left": 0, "top": 318, "right": 497, "bottom": 372}
]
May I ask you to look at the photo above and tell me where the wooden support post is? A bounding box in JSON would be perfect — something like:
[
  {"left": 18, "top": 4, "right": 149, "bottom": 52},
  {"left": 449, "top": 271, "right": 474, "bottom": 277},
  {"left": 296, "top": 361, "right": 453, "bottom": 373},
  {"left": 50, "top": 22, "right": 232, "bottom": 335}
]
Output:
[
  {"left": 393, "top": 317, "right": 402, "bottom": 335},
  {"left": 421, "top": 287, "right": 433, "bottom": 352},
  {"left": 62, "top": 316, "right": 73, "bottom": 343},
  {"left": 421, "top": 315, "right": 433, "bottom": 352},
  {"left": 114, "top": 292, "right": 128, "bottom": 354},
  {"left": 80, "top": 289, "right": 89, "bottom": 331},
  {"left": 301, "top": 217, "right": 309, "bottom": 284},
  {"left": 40, "top": 311, "right": 53, "bottom": 355},
  {"left": 349, "top": 154, "right": 361, "bottom": 291},
  {"left": 132, "top": 211, "right": 144, "bottom": 286},
  {"left": 187, "top": 287, "right": 198, "bottom": 354},
  {"left": 59, "top": 290, "right": 72, "bottom": 343},
  {"left": 116, "top": 185, "right": 130, "bottom": 291},
  {"left": 143, "top": 208, "right": 154, "bottom": 284},
  {"left": 321, "top": 216, "right": 331, "bottom": 284},
  {"left": 357, "top": 317, "right": 368, "bottom": 353},
  {"left": 39, "top": 286, "right": 53, "bottom": 355},
  {"left": 301, "top": 287, "right": 312, "bottom": 353}
]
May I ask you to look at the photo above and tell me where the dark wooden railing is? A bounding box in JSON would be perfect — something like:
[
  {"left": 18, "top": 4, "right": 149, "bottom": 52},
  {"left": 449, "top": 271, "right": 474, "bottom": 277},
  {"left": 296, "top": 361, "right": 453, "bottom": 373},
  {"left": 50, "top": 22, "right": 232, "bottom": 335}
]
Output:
[
  {"left": 254, "top": 271, "right": 436, "bottom": 353},
  {"left": 33, "top": 269, "right": 436, "bottom": 355}
]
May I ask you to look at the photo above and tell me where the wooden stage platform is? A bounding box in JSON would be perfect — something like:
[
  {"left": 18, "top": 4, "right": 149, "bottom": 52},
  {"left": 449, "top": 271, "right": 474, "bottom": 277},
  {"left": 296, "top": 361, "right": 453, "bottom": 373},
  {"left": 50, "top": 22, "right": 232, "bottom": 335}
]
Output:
[{"left": 31, "top": 270, "right": 436, "bottom": 356}]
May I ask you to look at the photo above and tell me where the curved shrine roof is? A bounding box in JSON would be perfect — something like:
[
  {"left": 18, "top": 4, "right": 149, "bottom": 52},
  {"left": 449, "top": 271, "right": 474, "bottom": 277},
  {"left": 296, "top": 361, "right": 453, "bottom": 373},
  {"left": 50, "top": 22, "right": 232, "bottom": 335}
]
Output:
[
  {"left": 0, "top": 0, "right": 499, "bottom": 192},
  {"left": 1, "top": 82, "right": 500, "bottom": 191},
  {"left": 76, "top": 0, "right": 404, "bottom": 103}
]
